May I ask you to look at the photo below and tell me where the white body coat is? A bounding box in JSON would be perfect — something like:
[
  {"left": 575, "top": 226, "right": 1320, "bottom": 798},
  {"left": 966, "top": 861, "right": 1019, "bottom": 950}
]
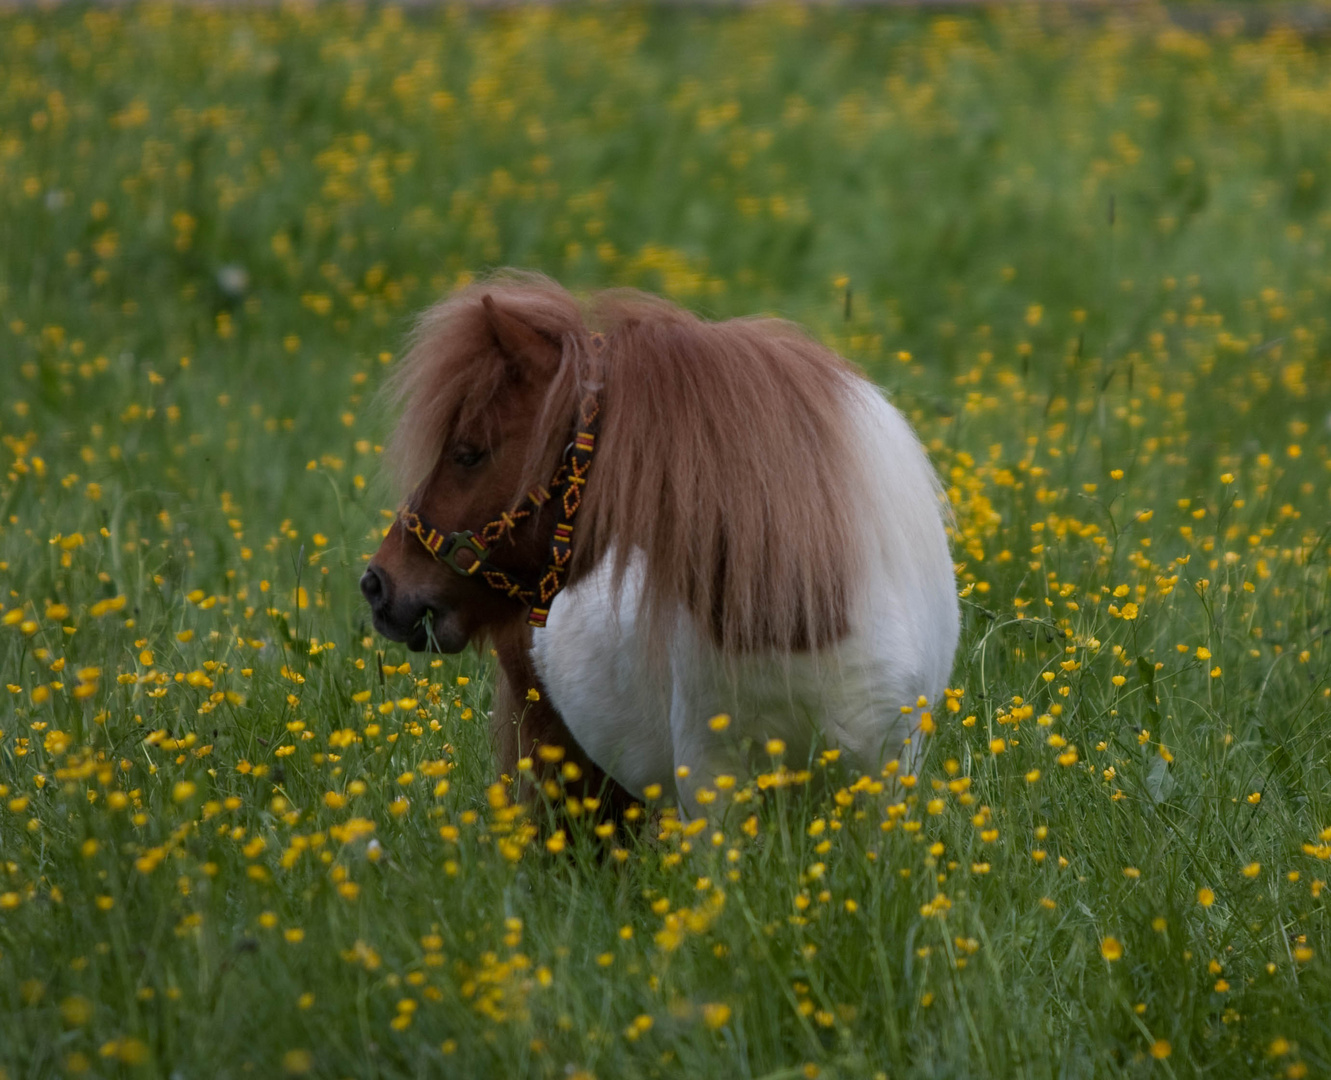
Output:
[{"left": 531, "top": 380, "right": 958, "bottom": 812}]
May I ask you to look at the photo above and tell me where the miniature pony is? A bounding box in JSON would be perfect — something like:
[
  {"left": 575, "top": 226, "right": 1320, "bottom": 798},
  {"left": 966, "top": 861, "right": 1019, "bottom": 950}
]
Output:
[{"left": 362, "top": 273, "right": 958, "bottom": 814}]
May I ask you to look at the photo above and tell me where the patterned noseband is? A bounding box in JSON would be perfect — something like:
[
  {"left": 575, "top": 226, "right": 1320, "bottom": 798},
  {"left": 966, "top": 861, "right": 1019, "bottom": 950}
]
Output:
[{"left": 396, "top": 332, "right": 605, "bottom": 629}]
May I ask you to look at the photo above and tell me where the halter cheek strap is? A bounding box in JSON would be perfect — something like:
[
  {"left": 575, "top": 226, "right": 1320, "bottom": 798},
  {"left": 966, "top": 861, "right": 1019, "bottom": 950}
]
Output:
[
  {"left": 529, "top": 390, "right": 600, "bottom": 627},
  {"left": 396, "top": 333, "right": 605, "bottom": 629},
  {"left": 397, "top": 486, "right": 550, "bottom": 610}
]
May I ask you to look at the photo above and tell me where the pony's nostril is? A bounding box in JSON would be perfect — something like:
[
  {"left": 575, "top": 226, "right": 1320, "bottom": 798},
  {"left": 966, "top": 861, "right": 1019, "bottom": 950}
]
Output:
[{"left": 360, "top": 566, "right": 387, "bottom": 608}]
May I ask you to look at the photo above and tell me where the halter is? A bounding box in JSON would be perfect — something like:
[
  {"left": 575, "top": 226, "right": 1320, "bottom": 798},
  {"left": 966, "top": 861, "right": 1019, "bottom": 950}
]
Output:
[{"left": 396, "top": 333, "right": 605, "bottom": 629}]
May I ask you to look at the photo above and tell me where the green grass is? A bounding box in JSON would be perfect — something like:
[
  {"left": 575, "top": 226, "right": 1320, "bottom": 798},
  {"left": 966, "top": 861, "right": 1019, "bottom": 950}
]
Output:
[{"left": 2, "top": 4, "right": 1330, "bottom": 1077}]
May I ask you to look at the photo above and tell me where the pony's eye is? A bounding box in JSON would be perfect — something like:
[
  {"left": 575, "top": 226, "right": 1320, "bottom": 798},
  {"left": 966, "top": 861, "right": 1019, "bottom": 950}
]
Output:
[{"left": 452, "top": 445, "right": 486, "bottom": 468}]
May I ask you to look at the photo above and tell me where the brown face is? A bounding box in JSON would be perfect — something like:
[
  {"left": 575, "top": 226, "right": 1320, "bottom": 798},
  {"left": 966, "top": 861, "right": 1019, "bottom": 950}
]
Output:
[{"left": 361, "top": 297, "right": 562, "bottom": 652}]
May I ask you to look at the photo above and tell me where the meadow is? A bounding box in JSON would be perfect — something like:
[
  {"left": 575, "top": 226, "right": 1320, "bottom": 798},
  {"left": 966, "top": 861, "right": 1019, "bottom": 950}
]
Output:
[{"left": 2, "top": 3, "right": 1330, "bottom": 1077}]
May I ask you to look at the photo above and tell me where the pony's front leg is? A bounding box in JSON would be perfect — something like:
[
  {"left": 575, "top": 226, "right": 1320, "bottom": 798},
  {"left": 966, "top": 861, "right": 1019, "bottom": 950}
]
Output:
[
  {"left": 667, "top": 663, "right": 753, "bottom": 821},
  {"left": 667, "top": 641, "right": 825, "bottom": 819},
  {"left": 488, "top": 661, "right": 523, "bottom": 783},
  {"left": 491, "top": 622, "right": 636, "bottom": 815},
  {"left": 489, "top": 638, "right": 574, "bottom": 805}
]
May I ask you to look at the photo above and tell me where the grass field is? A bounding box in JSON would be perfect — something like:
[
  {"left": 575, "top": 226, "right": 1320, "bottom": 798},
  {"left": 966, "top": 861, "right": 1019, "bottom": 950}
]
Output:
[{"left": 2, "top": 4, "right": 1330, "bottom": 1077}]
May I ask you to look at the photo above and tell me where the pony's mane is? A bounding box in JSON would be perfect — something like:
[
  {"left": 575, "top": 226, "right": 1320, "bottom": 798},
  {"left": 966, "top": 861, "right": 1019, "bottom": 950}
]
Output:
[{"left": 388, "top": 271, "right": 866, "bottom": 654}]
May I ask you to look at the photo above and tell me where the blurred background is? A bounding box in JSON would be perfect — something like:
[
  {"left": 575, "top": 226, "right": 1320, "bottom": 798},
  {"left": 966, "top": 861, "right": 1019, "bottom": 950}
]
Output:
[{"left": 4, "top": 1, "right": 1327, "bottom": 584}]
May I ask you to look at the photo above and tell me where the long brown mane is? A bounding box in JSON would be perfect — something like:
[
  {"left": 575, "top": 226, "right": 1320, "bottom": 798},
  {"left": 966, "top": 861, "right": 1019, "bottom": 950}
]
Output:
[{"left": 387, "top": 271, "right": 866, "bottom": 653}]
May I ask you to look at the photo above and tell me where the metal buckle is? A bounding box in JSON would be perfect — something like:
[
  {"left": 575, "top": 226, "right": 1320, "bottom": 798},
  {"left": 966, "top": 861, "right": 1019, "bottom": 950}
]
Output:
[{"left": 438, "top": 531, "right": 488, "bottom": 576}]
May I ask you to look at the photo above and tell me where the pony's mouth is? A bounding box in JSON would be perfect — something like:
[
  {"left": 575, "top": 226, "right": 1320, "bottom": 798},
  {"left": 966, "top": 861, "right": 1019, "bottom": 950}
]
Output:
[{"left": 372, "top": 605, "right": 470, "bottom": 654}]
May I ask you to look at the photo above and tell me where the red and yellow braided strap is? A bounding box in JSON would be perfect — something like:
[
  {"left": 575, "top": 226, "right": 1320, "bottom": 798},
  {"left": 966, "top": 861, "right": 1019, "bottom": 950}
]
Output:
[
  {"left": 397, "top": 333, "right": 606, "bottom": 627},
  {"left": 527, "top": 392, "right": 600, "bottom": 625}
]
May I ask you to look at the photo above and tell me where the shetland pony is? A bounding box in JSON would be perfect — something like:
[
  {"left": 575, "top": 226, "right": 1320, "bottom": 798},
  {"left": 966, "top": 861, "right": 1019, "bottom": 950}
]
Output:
[{"left": 361, "top": 273, "right": 958, "bottom": 814}]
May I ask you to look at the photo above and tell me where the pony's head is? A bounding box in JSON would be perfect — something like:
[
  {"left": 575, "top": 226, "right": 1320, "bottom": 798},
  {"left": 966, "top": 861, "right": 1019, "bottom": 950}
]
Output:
[
  {"left": 362, "top": 278, "right": 593, "bottom": 652},
  {"left": 365, "top": 271, "right": 868, "bottom": 658}
]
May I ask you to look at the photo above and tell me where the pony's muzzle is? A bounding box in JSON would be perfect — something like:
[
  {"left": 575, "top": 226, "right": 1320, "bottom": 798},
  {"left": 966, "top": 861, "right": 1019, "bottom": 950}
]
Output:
[{"left": 361, "top": 563, "right": 469, "bottom": 654}]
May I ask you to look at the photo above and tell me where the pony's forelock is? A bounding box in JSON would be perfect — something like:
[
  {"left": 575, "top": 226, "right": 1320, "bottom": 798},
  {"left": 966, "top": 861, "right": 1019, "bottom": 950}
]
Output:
[{"left": 385, "top": 271, "right": 592, "bottom": 497}]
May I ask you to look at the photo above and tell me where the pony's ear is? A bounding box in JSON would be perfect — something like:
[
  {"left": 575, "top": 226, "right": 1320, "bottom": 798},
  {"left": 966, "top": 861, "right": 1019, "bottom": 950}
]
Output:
[{"left": 481, "top": 294, "right": 561, "bottom": 379}]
